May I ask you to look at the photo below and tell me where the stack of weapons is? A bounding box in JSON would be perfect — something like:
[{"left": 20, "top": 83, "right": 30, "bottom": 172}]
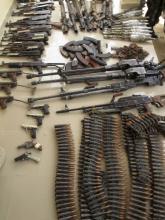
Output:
[
  {"left": 58, "top": 0, "right": 153, "bottom": 42},
  {"left": 59, "top": 0, "right": 114, "bottom": 33},
  {"left": 55, "top": 106, "right": 165, "bottom": 219},
  {"left": 59, "top": 0, "right": 99, "bottom": 33},
  {"left": 60, "top": 37, "right": 111, "bottom": 68},
  {"left": 103, "top": 9, "right": 154, "bottom": 42},
  {"left": 0, "top": 1, "right": 55, "bottom": 58}
]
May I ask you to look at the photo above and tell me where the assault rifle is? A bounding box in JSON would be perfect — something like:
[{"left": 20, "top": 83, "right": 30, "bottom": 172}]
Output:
[
  {"left": 56, "top": 94, "right": 165, "bottom": 114},
  {"left": 0, "top": 42, "right": 45, "bottom": 52},
  {"left": 6, "top": 15, "right": 51, "bottom": 26},
  {"left": 0, "top": 61, "right": 65, "bottom": 74},
  {"left": 8, "top": 25, "right": 52, "bottom": 36},
  {"left": 98, "top": 0, "right": 112, "bottom": 30},
  {"left": 27, "top": 74, "right": 165, "bottom": 103},
  {"left": 0, "top": 50, "right": 42, "bottom": 58},
  {"left": 6, "top": 19, "right": 51, "bottom": 28},
  {"left": 59, "top": 0, "right": 71, "bottom": 33},
  {"left": 72, "top": 0, "right": 86, "bottom": 30},
  {"left": 2, "top": 32, "right": 49, "bottom": 44},
  {"left": 12, "top": 9, "right": 52, "bottom": 16},
  {"left": 65, "top": 0, "right": 78, "bottom": 33},
  {"left": 80, "top": 0, "right": 93, "bottom": 31},
  {"left": 17, "top": 1, "right": 54, "bottom": 9}
]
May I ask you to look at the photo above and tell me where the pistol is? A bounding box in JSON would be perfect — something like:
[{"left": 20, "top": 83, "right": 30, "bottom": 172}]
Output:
[{"left": 14, "top": 152, "right": 40, "bottom": 163}]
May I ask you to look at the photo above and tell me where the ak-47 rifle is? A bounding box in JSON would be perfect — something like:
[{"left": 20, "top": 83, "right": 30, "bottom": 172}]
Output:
[
  {"left": 0, "top": 42, "right": 45, "bottom": 53},
  {"left": 89, "top": 0, "right": 98, "bottom": 30},
  {"left": 72, "top": 0, "right": 86, "bottom": 30},
  {"left": 0, "top": 61, "right": 65, "bottom": 75},
  {"left": 17, "top": 1, "right": 54, "bottom": 9},
  {"left": 12, "top": 9, "right": 52, "bottom": 16},
  {"left": 16, "top": 3, "right": 54, "bottom": 11},
  {"left": 27, "top": 74, "right": 165, "bottom": 103},
  {"left": 7, "top": 20, "right": 51, "bottom": 27},
  {"left": 2, "top": 32, "right": 48, "bottom": 44},
  {"left": 79, "top": 0, "right": 93, "bottom": 31},
  {"left": 8, "top": 25, "right": 52, "bottom": 36},
  {"left": 6, "top": 15, "right": 50, "bottom": 26},
  {"left": 65, "top": 0, "right": 78, "bottom": 33},
  {"left": 98, "top": 0, "right": 112, "bottom": 30},
  {"left": 0, "top": 50, "right": 41, "bottom": 58},
  {"left": 59, "top": 0, "right": 70, "bottom": 33},
  {"left": 56, "top": 94, "right": 165, "bottom": 114}
]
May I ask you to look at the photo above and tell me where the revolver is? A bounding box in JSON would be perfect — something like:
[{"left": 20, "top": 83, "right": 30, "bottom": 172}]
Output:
[{"left": 17, "top": 141, "right": 42, "bottom": 151}]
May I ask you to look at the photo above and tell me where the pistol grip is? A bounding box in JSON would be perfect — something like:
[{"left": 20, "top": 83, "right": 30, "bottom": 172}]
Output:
[
  {"left": 9, "top": 73, "right": 17, "bottom": 82},
  {"left": 31, "top": 128, "right": 37, "bottom": 139},
  {"left": 37, "top": 117, "right": 43, "bottom": 126},
  {"left": 43, "top": 105, "right": 50, "bottom": 115},
  {"left": 28, "top": 155, "right": 40, "bottom": 163},
  {"left": 3, "top": 86, "right": 11, "bottom": 95},
  {"left": 0, "top": 99, "right": 7, "bottom": 109}
]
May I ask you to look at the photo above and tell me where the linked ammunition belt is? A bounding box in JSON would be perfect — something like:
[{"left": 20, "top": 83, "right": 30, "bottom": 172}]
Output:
[
  {"left": 55, "top": 110, "right": 165, "bottom": 220},
  {"left": 55, "top": 124, "right": 78, "bottom": 220}
]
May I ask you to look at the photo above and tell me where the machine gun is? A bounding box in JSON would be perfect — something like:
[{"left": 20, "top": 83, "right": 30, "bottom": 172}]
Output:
[
  {"left": 28, "top": 73, "right": 165, "bottom": 103},
  {"left": 27, "top": 59, "right": 164, "bottom": 79},
  {"left": 30, "top": 66, "right": 164, "bottom": 86},
  {"left": 56, "top": 94, "right": 165, "bottom": 114}
]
